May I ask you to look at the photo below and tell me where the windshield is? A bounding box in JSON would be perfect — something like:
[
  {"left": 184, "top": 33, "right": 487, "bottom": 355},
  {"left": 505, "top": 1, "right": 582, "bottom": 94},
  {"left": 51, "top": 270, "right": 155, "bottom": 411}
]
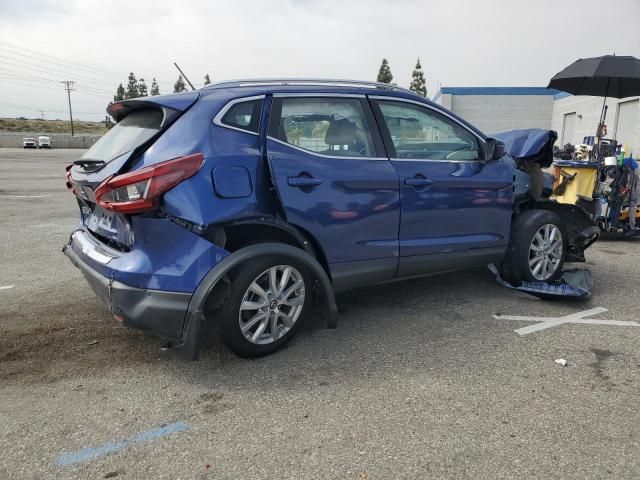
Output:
[{"left": 82, "top": 108, "right": 163, "bottom": 162}]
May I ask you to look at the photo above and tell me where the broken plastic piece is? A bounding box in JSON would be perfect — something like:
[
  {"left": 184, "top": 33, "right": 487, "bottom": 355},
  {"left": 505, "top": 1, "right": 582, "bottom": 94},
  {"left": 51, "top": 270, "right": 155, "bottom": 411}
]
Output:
[
  {"left": 555, "top": 358, "right": 568, "bottom": 366},
  {"left": 487, "top": 263, "right": 593, "bottom": 300}
]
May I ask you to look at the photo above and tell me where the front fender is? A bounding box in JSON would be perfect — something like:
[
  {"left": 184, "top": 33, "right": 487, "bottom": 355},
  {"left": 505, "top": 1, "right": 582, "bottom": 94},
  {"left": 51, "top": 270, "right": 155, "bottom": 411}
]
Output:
[{"left": 173, "top": 243, "right": 338, "bottom": 360}]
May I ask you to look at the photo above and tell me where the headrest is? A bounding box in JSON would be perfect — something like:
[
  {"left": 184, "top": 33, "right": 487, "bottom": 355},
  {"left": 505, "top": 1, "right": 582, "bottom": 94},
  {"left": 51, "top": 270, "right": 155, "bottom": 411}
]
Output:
[{"left": 324, "top": 118, "right": 358, "bottom": 146}]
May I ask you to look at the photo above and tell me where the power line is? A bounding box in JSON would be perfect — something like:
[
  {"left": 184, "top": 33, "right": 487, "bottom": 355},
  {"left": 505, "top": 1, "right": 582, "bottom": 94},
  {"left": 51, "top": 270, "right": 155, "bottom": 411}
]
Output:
[
  {"left": 0, "top": 41, "right": 176, "bottom": 87},
  {"left": 0, "top": 100, "right": 105, "bottom": 115},
  {"left": 0, "top": 77, "right": 65, "bottom": 92},
  {"left": 0, "top": 55, "right": 117, "bottom": 88},
  {"left": 0, "top": 70, "right": 114, "bottom": 97},
  {"left": 0, "top": 41, "right": 125, "bottom": 79},
  {"left": 0, "top": 66, "right": 60, "bottom": 83}
]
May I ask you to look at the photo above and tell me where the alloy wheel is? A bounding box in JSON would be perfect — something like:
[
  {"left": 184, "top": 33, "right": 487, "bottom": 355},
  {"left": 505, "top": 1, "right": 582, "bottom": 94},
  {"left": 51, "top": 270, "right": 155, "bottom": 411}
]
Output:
[
  {"left": 528, "top": 224, "right": 563, "bottom": 281},
  {"left": 238, "top": 265, "right": 306, "bottom": 345}
]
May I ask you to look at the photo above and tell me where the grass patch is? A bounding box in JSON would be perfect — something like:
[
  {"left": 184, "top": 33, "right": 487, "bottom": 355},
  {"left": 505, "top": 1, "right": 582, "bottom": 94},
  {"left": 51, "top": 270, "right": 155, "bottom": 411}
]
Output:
[{"left": 0, "top": 117, "right": 108, "bottom": 134}]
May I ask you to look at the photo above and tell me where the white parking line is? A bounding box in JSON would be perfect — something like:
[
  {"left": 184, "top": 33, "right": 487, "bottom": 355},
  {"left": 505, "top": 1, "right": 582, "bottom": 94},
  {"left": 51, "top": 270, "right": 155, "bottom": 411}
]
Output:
[
  {"left": 0, "top": 285, "right": 15, "bottom": 290},
  {"left": 493, "top": 307, "right": 640, "bottom": 335}
]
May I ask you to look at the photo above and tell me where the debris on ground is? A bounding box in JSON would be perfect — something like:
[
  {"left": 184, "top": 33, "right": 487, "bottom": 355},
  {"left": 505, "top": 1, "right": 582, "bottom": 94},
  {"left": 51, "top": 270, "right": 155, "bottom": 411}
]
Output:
[
  {"left": 555, "top": 359, "right": 568, "bottom": 367},
  {"left": 488, "top": 263, "right": 593, "bottom": 300}
]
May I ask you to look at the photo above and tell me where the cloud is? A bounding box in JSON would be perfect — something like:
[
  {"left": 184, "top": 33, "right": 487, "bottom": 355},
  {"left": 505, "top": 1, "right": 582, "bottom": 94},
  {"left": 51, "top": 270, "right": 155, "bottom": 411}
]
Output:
[
  {"left": 0, "top": 0, "right": 638, "bottom": 120},
  {"left": 0, "top": 0, "right": 66, "bottom": 19}
]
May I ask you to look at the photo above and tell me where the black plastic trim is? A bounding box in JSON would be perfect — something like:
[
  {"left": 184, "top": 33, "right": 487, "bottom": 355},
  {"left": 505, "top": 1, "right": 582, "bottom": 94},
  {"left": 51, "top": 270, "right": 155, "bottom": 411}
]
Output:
[
  {"left": 396, "top": 247, "right": 506, "bottom": 279},
  {"left": 330, "top": 257, "right": 397, "bottom": 294}
]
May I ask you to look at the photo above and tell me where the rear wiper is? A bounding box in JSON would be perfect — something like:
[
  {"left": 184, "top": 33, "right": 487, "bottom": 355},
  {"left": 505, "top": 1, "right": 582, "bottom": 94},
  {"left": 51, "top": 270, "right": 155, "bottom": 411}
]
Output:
[{"left": 73, "top": 159, "right": 106, "bottom": 169}]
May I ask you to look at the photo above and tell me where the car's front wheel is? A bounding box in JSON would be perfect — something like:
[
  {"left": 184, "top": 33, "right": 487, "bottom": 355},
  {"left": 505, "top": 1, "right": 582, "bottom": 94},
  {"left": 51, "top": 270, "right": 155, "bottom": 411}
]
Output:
[
  {"left": 502, "top": 209, "right": 566, "bottom": 285},
  {"left": 219, "top": 256, "right": 312, "bottom": 357}
]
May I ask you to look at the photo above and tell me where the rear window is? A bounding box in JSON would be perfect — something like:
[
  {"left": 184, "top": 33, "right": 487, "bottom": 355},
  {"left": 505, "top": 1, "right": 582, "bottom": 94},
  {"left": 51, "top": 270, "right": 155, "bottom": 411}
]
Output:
[
  {"left": 81, "top": 108, "right": 163, "bottom": 162},
  {"left": 219, "top": 99, "right": 262, "bottom": 133}
]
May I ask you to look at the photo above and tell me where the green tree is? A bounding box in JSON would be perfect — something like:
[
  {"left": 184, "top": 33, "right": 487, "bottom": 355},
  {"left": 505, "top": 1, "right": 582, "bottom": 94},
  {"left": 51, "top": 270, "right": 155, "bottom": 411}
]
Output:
[
  {"left": 125, "top": 72, "right": 139, "bottom": 98},
  {"left": 376, "top": 58, "right": 393, "bottom": 84},
  {"left": 409, "top": 58, "right": 427, "bottom": 97},
  {"left": 138, "top": 78, "right": 148, "bottom": 97},
  {"left": 113, "top": 83, "right": 125, "bottom": 102},
  {"left": 204, "top": 73, "right": 211, "bottom": 85},
  {"left": 150, "top": 78, "right": 160, "bottom": 96},
  {"left": 174, "top": 75, "right": 186, "bottom": 93}
]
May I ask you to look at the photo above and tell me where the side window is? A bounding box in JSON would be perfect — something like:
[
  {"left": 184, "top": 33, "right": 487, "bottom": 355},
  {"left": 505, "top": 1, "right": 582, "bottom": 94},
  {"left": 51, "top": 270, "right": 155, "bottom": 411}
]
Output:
[
  {"left": 273, "top": 97, "right": 376, "bottom": 157},
  {"left": 220, "top": 98, "right": 262, "bottom": 133},
  {"left": 377, "top": 100, "right": 480, "bottom": 161}
]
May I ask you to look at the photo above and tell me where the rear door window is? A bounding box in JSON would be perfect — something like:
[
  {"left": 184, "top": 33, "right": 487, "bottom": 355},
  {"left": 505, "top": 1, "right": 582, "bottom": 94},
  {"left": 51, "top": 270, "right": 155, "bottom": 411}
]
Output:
[
  {"left": 270, "top": 97, "right": 377, "bottom": 158},
  {"left": 81, "top": 108, "right": 163, "bottom": 162}
]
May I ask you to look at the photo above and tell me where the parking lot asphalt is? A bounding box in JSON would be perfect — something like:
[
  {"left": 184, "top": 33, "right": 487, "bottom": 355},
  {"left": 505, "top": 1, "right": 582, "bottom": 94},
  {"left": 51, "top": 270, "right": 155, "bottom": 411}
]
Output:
[{"left": 1, "top": 148, "right": 639, "bottom": 479}]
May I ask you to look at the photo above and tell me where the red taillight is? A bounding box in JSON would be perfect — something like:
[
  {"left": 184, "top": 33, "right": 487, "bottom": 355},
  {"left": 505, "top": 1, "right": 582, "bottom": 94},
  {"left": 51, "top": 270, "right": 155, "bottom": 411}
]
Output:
[
  {"left": 65, "top": 163, "right": 77, "bottom": 194},
  {"left": 94, "top": 153, "right": 204, "bottom": 214}
]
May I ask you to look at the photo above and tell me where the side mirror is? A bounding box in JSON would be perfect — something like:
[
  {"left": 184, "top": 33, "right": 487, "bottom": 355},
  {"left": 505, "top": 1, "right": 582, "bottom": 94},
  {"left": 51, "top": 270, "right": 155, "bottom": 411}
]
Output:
[{"left": 484, "top": 138, "right": 505, "bottom": 161}]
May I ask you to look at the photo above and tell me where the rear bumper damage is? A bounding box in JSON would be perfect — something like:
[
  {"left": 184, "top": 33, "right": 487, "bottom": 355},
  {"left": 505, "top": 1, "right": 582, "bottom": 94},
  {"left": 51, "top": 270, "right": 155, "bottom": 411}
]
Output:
[{"left": 63, "top": 233, "right": 191, "bottom": 342}]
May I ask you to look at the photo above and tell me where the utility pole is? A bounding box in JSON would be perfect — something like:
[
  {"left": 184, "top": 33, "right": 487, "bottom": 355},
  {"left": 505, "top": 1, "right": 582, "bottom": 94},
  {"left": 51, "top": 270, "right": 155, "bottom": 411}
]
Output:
[
  {"left": 61, "top": 81, "right": 75, "bottom": 136},
  {"left": 39, "top": 110, "right": 45, "bottom": 120}
]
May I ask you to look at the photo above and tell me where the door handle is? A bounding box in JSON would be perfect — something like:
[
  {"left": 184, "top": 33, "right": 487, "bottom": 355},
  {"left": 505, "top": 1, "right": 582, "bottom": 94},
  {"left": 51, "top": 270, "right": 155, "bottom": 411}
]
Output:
[
  {"left": 288, "top": 176, "right": 323, "bottom": 187},
  {"left": 404, "top": 176, "right": 433, "bottom": 187}
]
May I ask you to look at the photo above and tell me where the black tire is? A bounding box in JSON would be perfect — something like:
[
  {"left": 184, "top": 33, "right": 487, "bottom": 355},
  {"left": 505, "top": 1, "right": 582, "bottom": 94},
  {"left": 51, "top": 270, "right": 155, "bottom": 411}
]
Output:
[
  {"left": 502, "top": 209, "right": 566, "bottom": 285},
  {"left": 218, "top": 255, "right": 313, "bottom": 358}
]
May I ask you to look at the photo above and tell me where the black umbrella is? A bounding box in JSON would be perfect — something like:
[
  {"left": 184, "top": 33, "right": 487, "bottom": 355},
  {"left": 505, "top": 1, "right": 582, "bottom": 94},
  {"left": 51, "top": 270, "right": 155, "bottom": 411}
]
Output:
[
  {"left": 548, "top": 55, "right": 640, "bottom": 98},
  {"left": 548, "top": 55, "right": 640, "bottom": 150}
]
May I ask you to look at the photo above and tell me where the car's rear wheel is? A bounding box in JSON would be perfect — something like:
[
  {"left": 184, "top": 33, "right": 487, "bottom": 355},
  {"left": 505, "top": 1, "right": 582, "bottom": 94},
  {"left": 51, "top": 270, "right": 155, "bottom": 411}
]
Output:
[
  {"left": 502, "top": 209, "right": 566, "bottom": 285},
  {"left": 219, "top": 256, "right": 312, "bottom": 357}
]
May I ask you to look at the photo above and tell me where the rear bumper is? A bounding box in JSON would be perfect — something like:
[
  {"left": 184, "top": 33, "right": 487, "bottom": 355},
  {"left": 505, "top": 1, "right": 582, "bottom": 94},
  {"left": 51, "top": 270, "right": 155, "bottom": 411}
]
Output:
[{"left": 63, "top": 233, "right": 191, "bottom": 342}]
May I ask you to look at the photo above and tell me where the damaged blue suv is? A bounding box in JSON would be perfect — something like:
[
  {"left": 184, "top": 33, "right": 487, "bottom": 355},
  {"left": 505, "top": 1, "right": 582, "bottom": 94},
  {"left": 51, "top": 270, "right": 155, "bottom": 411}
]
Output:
[{"left": 64, "top": 79, "right": 598, "bottom": 358}]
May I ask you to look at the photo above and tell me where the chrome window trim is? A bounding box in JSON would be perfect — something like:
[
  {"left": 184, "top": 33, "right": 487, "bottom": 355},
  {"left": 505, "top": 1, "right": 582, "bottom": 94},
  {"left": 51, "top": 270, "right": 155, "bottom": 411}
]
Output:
[
  {"left": 389, "top": 157, "right": 484, "bottom": 164},
  {"left": 267, "top": 136, "right": 387, "bottom": 161},
  {"left": 272, "top": 92, "right": 366, "bottom": 98},
  {"left": 212, "top": 94, "right": 265, "bottom": 136},
  {"left": 369, "top": 95, "right": 486, "bottom": 163}
]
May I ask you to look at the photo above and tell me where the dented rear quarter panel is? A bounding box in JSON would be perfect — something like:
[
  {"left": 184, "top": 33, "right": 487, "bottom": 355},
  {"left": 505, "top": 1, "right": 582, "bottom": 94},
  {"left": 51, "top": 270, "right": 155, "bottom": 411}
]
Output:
[{"left": 138, "top": 92, "right": 279, "bottom": 226}]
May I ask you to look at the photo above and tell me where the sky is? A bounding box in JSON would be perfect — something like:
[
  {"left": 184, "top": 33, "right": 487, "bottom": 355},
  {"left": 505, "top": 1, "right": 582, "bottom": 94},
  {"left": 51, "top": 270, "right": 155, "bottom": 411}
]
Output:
[{"left": 0, "top": 0, "right": 639, "bottom": 121}]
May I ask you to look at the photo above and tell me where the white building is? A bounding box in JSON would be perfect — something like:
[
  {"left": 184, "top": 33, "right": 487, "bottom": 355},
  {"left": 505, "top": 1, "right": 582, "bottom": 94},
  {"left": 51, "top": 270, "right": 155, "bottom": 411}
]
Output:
[{"left": 432, "top": 87, "right": 640, "bottom": 156}]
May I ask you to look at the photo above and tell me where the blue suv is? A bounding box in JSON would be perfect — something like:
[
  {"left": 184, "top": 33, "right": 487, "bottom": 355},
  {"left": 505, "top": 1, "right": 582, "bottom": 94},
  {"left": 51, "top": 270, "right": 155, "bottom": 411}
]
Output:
[{"left": 64, "top": 79, "right": 598, "bottom": 358}]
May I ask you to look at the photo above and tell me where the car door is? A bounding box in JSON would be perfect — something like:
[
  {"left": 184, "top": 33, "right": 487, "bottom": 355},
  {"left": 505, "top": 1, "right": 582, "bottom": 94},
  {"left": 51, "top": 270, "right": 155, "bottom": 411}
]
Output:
[
  {"left": 370, "top": 97, "right": 514, "bottom": 278},
  {"left": 266, "top": 94, "right": 400, "bottom": 292}
]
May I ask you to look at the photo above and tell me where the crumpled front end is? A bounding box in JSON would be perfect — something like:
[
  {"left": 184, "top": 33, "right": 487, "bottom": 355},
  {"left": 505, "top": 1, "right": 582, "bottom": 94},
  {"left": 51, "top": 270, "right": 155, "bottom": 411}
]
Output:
[{"left": 494, "top": 128, "right": 599, "bottom": 262}]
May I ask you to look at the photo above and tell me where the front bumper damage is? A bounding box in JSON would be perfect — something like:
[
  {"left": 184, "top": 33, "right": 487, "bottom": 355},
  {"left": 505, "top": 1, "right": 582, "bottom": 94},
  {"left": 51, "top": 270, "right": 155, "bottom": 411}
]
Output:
[{"left": 531, "top": 200, "right": 599, "bottom": 263}]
